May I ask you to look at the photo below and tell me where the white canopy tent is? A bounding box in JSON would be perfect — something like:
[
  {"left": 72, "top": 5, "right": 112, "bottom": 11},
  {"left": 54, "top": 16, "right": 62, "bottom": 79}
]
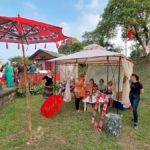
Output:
[{"left": 49, "top": 44, "right": 133, "bottom": 106}]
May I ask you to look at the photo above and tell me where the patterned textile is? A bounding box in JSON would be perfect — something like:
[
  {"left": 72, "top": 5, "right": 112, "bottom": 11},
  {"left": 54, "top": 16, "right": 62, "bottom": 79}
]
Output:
[
  {"left": 43, "top": 85, "right": 53, "bottom": 97},
  {"left": 103, "top": 113, "right": 122, "bottom": 137}
]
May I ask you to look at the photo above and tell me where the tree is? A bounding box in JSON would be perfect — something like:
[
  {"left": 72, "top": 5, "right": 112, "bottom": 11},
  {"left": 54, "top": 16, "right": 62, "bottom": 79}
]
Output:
[
  {"left": 9, "top": 56, "right": 32, "bottom": 65},
  {"left": 82, "top": 31, "right": 114, "bottom": 51},
  {"left": 130, "top": 44, "right": 145, "bottom": 58},
  {"left": 58, "top": 37, "right": 83, "bottom": 54},
  {"left": 83, "top": 0, "right": 150, "bottom": 55}
]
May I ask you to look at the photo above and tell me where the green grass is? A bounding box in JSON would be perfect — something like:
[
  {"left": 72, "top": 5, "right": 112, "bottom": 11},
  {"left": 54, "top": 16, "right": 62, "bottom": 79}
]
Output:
[{"left": 0, "top": 58, "right": 150, "bottom": 150}]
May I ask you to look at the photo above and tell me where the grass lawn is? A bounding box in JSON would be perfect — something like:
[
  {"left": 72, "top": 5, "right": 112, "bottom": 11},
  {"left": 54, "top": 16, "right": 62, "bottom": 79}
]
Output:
[{"left": 0, "top": 58, "right": 150, "bottom": 150}]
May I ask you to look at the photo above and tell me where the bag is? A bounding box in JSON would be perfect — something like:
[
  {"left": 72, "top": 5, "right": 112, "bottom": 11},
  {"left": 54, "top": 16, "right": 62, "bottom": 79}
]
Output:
[{"left": 112, "top": 100, "right": 124, "bottom": 110}]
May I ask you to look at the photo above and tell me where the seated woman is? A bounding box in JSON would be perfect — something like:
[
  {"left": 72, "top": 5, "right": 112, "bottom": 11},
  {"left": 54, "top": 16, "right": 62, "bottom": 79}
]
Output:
[
  {"left": 87, "top": 78, "right": 97, "bottom": 95},
  {"left": 98, "top": 79, "right": 106, "bottom": 93},
  {"left": 86, "top": 78, "right": 97, "bottom": 102}
]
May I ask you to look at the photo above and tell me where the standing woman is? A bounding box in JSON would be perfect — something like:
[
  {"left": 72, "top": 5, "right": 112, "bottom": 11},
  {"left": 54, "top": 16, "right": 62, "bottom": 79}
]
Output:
[
  {"left": 74, "top": 74, "right": 85, "bottom": 112},
  {"left": 130, "top": 73, "right": 144, "bottom": 129},
  {"left": 42, "top": 70, "right": 53, "bottom": 97},
  {"left": 5, "top": 62, "right": 14, "bottom": 87}
]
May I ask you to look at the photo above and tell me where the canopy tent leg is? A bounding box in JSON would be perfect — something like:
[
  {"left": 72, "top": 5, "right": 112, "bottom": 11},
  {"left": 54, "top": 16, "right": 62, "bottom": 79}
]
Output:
[
  {"left": 117, "top": 57, "right": 121, "bottom": 114},
  {"left": 107, "top": 56, "right": 109, "bottom": 92},
  {"left": 21, "top": 42, "right": 32, "bottom": 144}
]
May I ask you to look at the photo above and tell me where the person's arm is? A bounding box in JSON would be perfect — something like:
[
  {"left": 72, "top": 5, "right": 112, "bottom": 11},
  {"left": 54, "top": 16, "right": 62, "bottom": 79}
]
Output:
[
  {"left": 140, "top": 88, "right": 144, "bottom": 94},
  {"left": 42, "top": 76, "right": 46, "bottom": 80},
  {"left": 139, "top": 83, "right": 144, "bottom": 94}
]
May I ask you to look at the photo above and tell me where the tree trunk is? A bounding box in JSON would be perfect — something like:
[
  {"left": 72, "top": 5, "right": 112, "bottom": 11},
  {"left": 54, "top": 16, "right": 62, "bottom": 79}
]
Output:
[{"left": 133, "top": 26, "right": 149, "bottom": 56}]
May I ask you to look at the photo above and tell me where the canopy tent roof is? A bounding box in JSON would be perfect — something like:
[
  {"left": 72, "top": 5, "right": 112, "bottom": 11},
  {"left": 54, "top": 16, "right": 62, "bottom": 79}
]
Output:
[{"left": 49, "top": 46, "right": 132, "bottom": 65}]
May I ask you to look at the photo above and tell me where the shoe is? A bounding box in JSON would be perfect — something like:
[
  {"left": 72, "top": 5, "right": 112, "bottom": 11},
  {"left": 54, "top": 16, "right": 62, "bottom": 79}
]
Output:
[
  {"left": 78, "top": 110, "right": 83, "bottom": 112},
  {"left": 134, "top": 124, "right": 138, "bottom": 129},
  {"left": 91, "top": 117, "right": 95, "bottom": 124}
]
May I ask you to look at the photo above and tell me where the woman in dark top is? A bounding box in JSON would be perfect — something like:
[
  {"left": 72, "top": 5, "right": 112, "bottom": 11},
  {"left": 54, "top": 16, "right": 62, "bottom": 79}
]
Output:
[
  {"left": 42, "top": 70, "right": 53, "bottom": 97},
  {"left": 130, "top": 73, "right": 144, "bottom": 129}
]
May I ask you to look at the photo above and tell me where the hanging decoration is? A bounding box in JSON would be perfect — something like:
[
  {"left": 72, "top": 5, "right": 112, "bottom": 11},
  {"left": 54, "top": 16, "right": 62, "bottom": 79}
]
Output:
[
  {"left": 60, "top": 40, "right": 64, "bottom": 48},
  {"left": 127, "top": 28, "right": 133, "bottom": 39},
  {"left": 18, "top": 43, "right": 20, "bottom": 49},
  {"left": 56, "top": 42, "right": 59, "bottom": 49},
  {"left": 6, "top": 42, "right": 8, "bottom": 49},
  {"left": 44, "top": 43, "right": 47, "bottom": 49},
  {"left": 69, "top": 38, "right": 73, "bottom": 45},
  {"left": 35, "top": 44, "right": 37, "bottom": 50}
]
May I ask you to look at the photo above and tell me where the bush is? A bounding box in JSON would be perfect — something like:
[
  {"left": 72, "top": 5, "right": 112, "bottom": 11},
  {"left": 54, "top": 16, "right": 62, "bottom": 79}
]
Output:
[
  {"left": 16, "top": 84, "right": 44, "bottom": 97},
  {"left": 16, "top": 82, "right": 60, "bottom": 97}
]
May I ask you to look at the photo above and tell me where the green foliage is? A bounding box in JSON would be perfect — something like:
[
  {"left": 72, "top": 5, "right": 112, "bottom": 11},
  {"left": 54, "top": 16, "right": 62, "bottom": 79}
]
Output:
[
  {"left": 53, "top": 82, "right": 59, "bottom": 94},
  {"left": 16, "top": 84, "right": 44, "bottom": 97},
  {"left": 58, "top": 37, "right": 83, "bottom": 54},
  {"left": 16, "top": 86, "right": 26, "bottom": 97},
  {"left": 83, "top": 0, "right": 150, "bottom": 55},
  {"left": 16, "top": 82, "right": 60, "bottom": 97},
  {"left": 9, "top": 56, "right": 32, "bottom": 65},
  {"left": 130, "top": 45, "right": 145, "bottom": 58},
  {"left": 30, "top": 84, "right": 44, "bottom": 95}
]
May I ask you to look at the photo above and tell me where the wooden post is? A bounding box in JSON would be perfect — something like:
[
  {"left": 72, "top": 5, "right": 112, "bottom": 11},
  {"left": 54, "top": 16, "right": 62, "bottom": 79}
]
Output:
[{"left": 21, "top": 40, "right": 32, "bottom": 144}]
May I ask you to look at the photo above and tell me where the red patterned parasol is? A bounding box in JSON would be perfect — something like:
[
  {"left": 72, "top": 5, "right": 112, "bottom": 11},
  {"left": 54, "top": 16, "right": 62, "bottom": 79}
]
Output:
[{"left": 0, "top": 15, "right": 69, "bottom": 144}]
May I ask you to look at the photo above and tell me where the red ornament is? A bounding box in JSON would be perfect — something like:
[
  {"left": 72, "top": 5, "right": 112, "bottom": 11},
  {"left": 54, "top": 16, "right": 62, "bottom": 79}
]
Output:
[
  {"left": 69, "top": 38, "right": 72, "bottom": 45},
  {"left": 127, "top": 28, "right": 133, "bottom": 39},
  {"left": 18, "top": 22, "right": 22, "bottom": 33},
  {"left": 56, "top": 42, "right": 59, "bottom": 49}
]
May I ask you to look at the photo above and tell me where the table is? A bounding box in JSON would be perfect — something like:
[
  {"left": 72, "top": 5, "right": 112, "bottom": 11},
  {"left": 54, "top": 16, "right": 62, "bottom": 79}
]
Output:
[{"left": 82, "top": 93, "right": 104, "bottom": 112}]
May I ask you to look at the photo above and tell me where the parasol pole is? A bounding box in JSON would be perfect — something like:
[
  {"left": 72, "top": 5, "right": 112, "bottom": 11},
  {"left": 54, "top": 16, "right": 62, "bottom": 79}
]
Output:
[{"left": 21, "top": 38, "right": 32, "bottom": 144}]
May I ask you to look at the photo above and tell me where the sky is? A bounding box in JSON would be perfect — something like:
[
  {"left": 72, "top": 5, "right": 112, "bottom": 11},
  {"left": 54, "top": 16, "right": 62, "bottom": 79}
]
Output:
[{"left": 0, "top": 0, "right": 130, "bottom": 62}]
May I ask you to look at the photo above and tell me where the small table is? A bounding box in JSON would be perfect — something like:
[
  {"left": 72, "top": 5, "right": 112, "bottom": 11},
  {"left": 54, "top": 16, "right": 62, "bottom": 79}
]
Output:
[{"left": 82, "top": 93, "right": 104, "bottom": 112}]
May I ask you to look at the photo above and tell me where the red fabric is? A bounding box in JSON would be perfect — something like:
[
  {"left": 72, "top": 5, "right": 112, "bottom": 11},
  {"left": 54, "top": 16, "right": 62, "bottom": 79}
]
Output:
[
  {"left": 56, "top": 42, "right": 59, "bottom": 48},
  {"left": 0, "top": 15, "right": 68, "bottom": 44},
  {"left": 18, "top": 22, "right": 22, "bottom": 33},
  {"left": 18, "top": 73, "right": 60, "bottom": 87},
  {"left": 40, "top": 95, "right": 63, "bottom": 118},
  {"left": 128, "top": 28, "right": 133, "bottom": 39},
  {"left": 0, "top": 78, "right": 6, "bottom": 84},
  {"left": 69, "top": 38, "right": 72, "bottom": 45}
]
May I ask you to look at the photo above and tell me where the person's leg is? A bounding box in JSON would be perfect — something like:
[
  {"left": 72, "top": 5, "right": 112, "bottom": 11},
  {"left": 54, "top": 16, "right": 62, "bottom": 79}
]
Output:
[
  {"left": 75, "top": 98, "right": 80, "bottom": 111},
  {"left": 129, "top": 95, "right": 133, "bottom": 107},
  {"left": 132, "top": 95, "right": 140, "bottom": 127}
]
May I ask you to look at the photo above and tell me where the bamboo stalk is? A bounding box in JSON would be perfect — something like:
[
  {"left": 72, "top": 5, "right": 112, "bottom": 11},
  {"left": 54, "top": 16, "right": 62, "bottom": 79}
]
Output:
[{"left": 21, "top": 41, "right": 32, "bottom": 144}]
